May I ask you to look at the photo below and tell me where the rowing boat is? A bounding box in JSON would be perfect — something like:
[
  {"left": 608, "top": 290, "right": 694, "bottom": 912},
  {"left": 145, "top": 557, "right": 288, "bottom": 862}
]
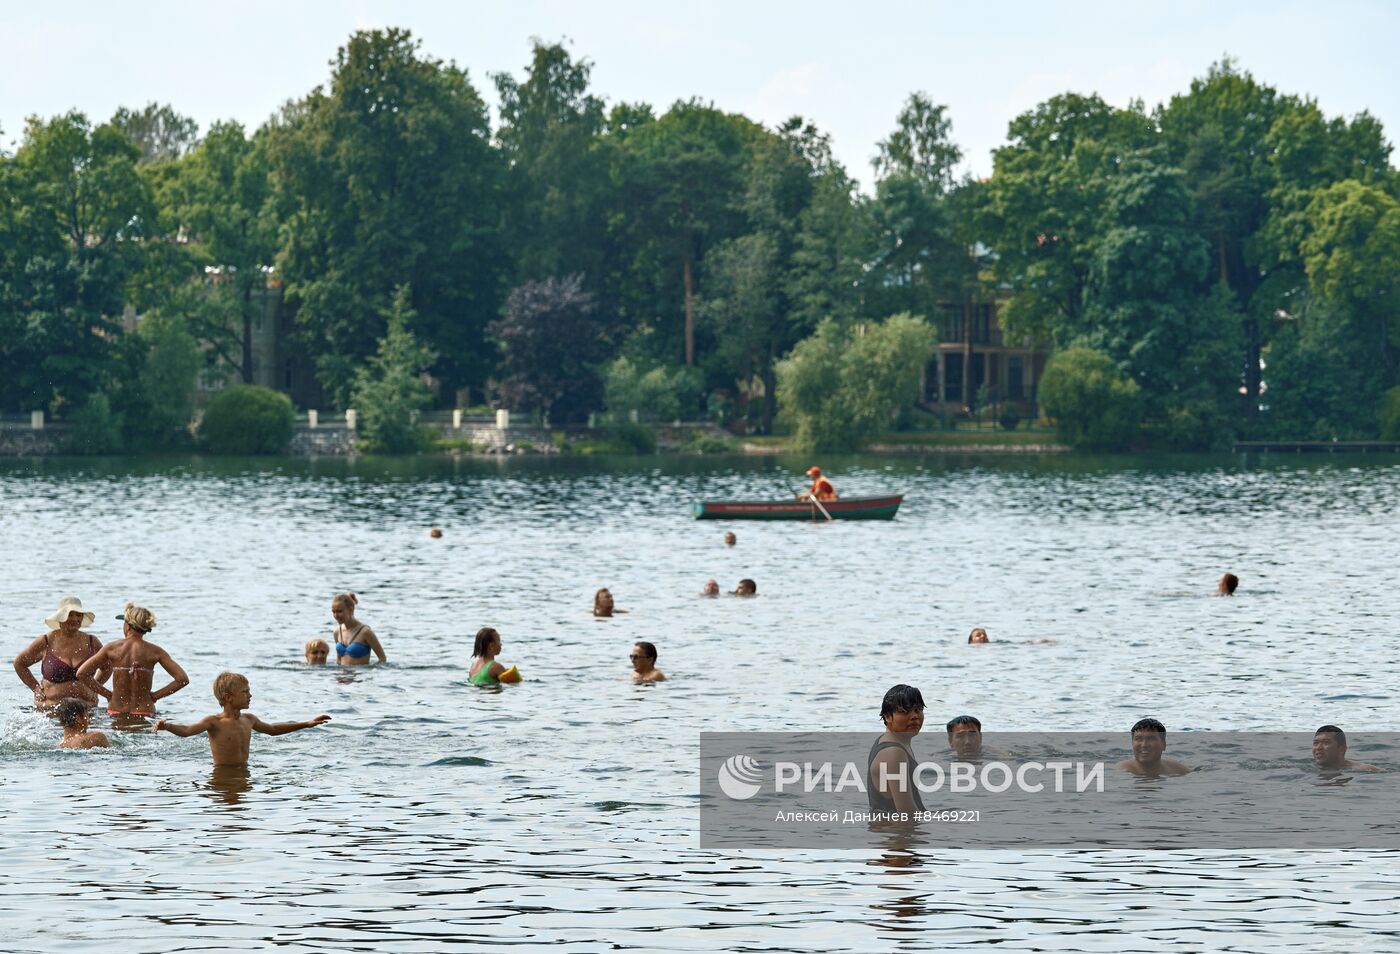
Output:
[{"left": 691, "top": 494, "right": 903, "bottom": 521}]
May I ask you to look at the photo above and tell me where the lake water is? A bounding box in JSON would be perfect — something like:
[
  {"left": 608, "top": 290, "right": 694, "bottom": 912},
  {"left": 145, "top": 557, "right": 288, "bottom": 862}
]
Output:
[{"left": 3, "top": 452, "right": 1400, "bottom": 951}]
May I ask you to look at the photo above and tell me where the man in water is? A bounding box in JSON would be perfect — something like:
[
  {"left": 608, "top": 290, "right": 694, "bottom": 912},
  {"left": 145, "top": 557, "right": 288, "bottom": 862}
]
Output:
[
  {"left": 868, "top": 684, "right": 925, "bottom": 816},
  {"left": 733, "top": 579, "right": 757, "bottom": 597},
  {"left": 946, "top": 715, "right": 982, "bottom": 759},
  {"left": 1312, "top": 725, "right": 1380, "bottom": 773},
  {"left": 1217, "top": 573, "right": 1239, "bottom": 596},
  {"left": 800, "top": 466, "right": 838, "bottom": 502},
  {"left": 630, "top": 642, "right": 666, "bottom": 683},
  {"left": 1116, "top": 718, "right": 1191, "bottom": 777}
]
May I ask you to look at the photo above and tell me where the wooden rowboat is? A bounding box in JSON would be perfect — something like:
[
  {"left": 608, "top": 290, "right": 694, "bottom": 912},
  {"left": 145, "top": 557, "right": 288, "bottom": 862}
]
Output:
[{"left": 691, "top": 494, "right": 903, "bottom": 521}]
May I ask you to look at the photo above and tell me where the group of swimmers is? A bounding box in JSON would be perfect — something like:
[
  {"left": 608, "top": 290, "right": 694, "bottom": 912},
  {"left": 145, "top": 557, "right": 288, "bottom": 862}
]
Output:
[{"left": 868, "top": 685, "right": 1379, "bottom": 814}]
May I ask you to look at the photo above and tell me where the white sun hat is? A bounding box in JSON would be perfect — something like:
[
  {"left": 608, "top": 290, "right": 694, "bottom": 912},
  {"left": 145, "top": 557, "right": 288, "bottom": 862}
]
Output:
[{"left": 45, "top": 596, "right": 96, "bottom": 629}]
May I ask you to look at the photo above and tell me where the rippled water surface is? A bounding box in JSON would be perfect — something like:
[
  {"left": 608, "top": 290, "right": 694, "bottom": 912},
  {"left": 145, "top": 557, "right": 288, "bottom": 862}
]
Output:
[{"left": 4, "top": 452, "right": 1400, "bottom": 952}]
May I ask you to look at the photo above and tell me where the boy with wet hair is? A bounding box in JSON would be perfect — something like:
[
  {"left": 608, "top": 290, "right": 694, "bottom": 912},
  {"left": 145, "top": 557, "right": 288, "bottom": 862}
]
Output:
[
  {"left": 155, "top": 672, "right": 330, "bottom": 767},
  {"left": 55, "top": 698, "right": 110, "bottom": 749},
  {"left": 1117, "top": 717, "right": 1191, "bottom": 777},
  {"left": 1312, "top": 725, "right": 1380, "bottom": 773}
]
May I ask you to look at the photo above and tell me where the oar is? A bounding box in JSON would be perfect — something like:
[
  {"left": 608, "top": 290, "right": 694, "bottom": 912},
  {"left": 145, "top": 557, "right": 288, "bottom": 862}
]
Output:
[{"left": 795, "top": 486, "right": 834, "bottom": 522}]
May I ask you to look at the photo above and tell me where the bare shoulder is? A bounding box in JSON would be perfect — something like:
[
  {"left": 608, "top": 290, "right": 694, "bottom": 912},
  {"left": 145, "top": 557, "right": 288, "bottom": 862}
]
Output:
[{"left": 1164, "top": 759, "right": 1193, "bottom": 775}]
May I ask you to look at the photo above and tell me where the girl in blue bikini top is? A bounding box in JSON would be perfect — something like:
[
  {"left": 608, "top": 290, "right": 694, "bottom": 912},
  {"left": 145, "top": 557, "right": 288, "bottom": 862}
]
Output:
[{"left": 331, "top": 592, "right": 386, "bottom": 666}]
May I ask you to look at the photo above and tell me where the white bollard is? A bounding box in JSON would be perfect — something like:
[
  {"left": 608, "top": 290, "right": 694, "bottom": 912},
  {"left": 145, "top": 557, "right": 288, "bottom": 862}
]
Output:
[
  {"left": 496, "top": 408, "right": 510, "bottom": 430},
  {"left": 308, "top": 409, "right": 319, "bottom": 429},
  {"left": 30, "top": 410, "right": 43, "bottom": 430},
  {"left": 345, "top": 409, "right": 357, "bottom": 430},
  {"left": 452, "top": 408, "right": 463, "bottom": 429}
]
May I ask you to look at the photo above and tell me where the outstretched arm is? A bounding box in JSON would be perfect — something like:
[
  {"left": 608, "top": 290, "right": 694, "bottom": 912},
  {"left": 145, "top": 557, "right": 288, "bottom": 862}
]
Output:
[
  {"left": 252, "top": 713, "right": 332, "bottom": 736},
  {"left": 154, "top": 715, "right": 216, "bottom": 738},
  {"left": 151, "top": 650, "right": 190, "bottom": 702}
]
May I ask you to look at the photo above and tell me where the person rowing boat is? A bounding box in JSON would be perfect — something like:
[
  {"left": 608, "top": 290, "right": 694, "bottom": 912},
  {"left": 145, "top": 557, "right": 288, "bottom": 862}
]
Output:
[{"left": 798, "top": 466, "right": 838, "bottom": 503}]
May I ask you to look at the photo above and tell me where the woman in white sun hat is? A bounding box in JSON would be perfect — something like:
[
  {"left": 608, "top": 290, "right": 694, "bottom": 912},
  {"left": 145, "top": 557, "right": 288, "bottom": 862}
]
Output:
[{"left": 13, "top": 597, "right": 112, "bottom": 708}]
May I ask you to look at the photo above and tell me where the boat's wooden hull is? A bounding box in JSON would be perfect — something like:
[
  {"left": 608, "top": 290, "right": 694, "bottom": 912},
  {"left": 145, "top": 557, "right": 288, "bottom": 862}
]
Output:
[{"left": 691, "top": 494, "right": 903, "bottom": 521}]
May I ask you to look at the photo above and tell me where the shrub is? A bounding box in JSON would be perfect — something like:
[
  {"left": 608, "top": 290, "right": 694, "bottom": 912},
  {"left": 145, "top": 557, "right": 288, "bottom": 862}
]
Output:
[
  {"left": 65, "top": 393, "right": 124, "bottom": 454},
  {"left": 350, "top": 286, "right": 436, "bottom": 454},
  {"left": 1037, "top": 347, "right": 1143, "bottom": 451},
  {"left": 199, "top": 385, "right": 295, "bottom": 454},
  {"left": 606, "top": 423, "right": 657, "bottom": 454}
]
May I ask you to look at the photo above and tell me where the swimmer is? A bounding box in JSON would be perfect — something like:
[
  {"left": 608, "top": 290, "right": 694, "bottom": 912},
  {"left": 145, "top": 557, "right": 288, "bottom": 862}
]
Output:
[
  {"left": 946, "top": 715, "right": 982, "bottom": 759},
  {"left": 724, "top": 532, "right": 736, "bottom": 546},
  {"left": 469, "top": 627, "right": 521, "bottom": 686},
  {"left": 331, "top": 592, "right": 386, "bottom": 666},
  {"left": 868, "top": 684, "right": 925, "bottom": 815},
  {"left": 1116, "top": 718, "right": 1191, "bottom": 777},
  {"left": 733, "top": 579, "right": 757, "bottom": 597},
  {"left": 14, "top": 596, "right": 110, "bottom": 708},
  {"left": 430, "top": 527, "right": 443, "bottom": 539},
  {"left": 155, "top": 672, "right": 330, "bottom": 768},
  {"left": 55, "top": 698, "right": 109, "bottom": 750},
  {"left": 593, "top": 588, "right": 627, "bottom": 617},
  {"left": 1218, "top": 573, "right": 1239, "bottom": 596},
  {"left": 968, "top": 627, "right": 989, "bottom": 644},
  {"left": 701, "top": 579, "right": 720, "bottom": 597},
  {"left": 304, "top": 639, "right": 330, "bottom": 666},
  {"left": 630, "top": 642, "right": 666, "bottom": 683},
  {"left": 76, "top": 602, "right": 189, "bottom": 720},
  {"left": 1312, "top": 725, "right": 1380, "bottom": 773}
]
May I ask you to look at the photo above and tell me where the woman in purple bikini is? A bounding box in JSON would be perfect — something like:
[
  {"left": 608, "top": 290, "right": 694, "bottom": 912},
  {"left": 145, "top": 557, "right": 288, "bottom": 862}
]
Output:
[{"left": 13, "top": 597, "right": 111, "bottom": 708}]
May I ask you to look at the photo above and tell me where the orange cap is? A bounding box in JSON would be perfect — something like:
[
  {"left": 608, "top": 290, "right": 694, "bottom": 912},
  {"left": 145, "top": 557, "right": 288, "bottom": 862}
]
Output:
[{"left": 806, "top": 466, "right": 821, "bottom": 476}]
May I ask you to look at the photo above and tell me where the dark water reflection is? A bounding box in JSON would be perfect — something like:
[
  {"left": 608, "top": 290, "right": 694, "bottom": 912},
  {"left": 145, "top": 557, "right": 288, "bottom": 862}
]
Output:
[{"left": 4, "top": 452, "right": 1400, "bottom": 951}]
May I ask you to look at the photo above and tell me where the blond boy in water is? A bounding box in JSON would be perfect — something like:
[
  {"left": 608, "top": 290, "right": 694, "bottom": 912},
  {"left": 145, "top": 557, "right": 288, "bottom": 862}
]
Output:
[{"left": 155, "top": 672, "right": 330, "bottom": 767}]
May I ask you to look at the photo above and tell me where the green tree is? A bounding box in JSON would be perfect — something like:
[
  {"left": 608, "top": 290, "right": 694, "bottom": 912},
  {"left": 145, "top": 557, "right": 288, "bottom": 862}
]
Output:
[
  {"left": 110, "top": 103, "right": 199, "bottom": 164},
  {"left": 351, "top": 286, "right": 435, "bottom": 453},
  {"left": 1037, "top": 346, "right": 1143, "bottom": 450},
  {"left": 776, "top": 313, "right": 937, "bottom": 451},
  {"left": 114, "top": 309, "right": 201, "bottom": 449},
  {"left": 268, "top": 28, "right": 503, "bottom": 404}
]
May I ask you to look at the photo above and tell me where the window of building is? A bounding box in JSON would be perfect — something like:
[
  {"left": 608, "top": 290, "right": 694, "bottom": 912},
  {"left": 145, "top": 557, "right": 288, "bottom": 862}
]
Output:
[{"left": 943, "top": 353, "right": 963, "bottom": 402}]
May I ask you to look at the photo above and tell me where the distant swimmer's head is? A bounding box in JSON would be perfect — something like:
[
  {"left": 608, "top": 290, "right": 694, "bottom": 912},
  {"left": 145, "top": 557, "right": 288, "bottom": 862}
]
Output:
[
  {"left": 593, "top": 588, "right": 615, "bottom": 617},
  {"left": 473, "top": 627, "right": 501, "bottom": 659},
  {"left": 967, "top": 627, "right": 990, "bottom": 644},
  {"left": 1218, "top": 573, "right": 1239, "bottom": 596},
  {"left": 54, "top": 698, "right": 92, "bottom": 730},
  {"left": 430, "top": 527, "right": 443, "bottom": 539},
  {"left": 213, "top": 672, "right": 251, "bottom": 707},
  {"left": 702, "top": 579, "right": 720, "bottom": 597},
  {"left": 304, "top": 639, "right": 330, "bottom": 666},
  {"left": 880, "top": 684, "right": 925, "bottom": 734},
  {"left": 116, "top": 602, "right": 156, "bottom": 635},
  {"left": 630, "top": 641, "right": 658, "bottom": 674},
  {"left": 331, "top": 592, "right": 359, "bottom": 624},
  {"left": 1130, "top": 717, "right": 1167, "bottom": 764},
  {"left": 1313, "top": 724, "right": 1348, "bottom": 769},
  {"left": 734, "top": 579, "right": 757, "bottom": 597},
  {"left": 723, "top": 532, "right": 736, "bottom": 546},
  {"left": 946, "top": 714, "right": 982, "bottom": 757}
]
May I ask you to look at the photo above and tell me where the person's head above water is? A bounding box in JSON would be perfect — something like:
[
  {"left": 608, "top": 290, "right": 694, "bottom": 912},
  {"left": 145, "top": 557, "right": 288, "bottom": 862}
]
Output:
[
  {"left": 1218, "top": 573, "right": 1239, "bottom": 596},
  {"left": 331, "top": 592, "right": 359, "bottom": 625},
  {"left": 734, "top": 579, "right": 757, "bottom": 597},
  {"left": 947, "top": 714, "right": 982, "bottom": 756},
  {"left": 304, "top": 639, "right": 330, "bottom": 666},
  {"left": 1312, "top": 724, "right": 1348, "bottom": 768},
  {"left": 879, "top": 684, "right": 925, "bottom": 733},
  {"left": 631, "top": 641, "right": 657, "bottom": 671},
  {"left": 593, "top": 588, "right": 615, "bottom": 617},
  {"left": 723, "top": 532, "right": 736, "bottom": 546},
  {"left": 702, "top": 579, "right": 720, "bottom": 596},
  {"left": 54, "top": 697, "right": 93, "bottom": 729},
  {"left": 115, "top": 602, "right": 157, "bottom": 636},
  {"left": 968, "top": 627, "right": 989, "bottom": 644},
  {"left": 473, "top": 627, "right": 501, "bottom": 658},
  {"left": 1130, "top": 717, "right": 1167, "bottom": 763}
]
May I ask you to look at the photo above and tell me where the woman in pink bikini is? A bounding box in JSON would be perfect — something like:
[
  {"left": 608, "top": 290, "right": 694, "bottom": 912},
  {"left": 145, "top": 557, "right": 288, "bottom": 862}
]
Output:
[
  {"left": 76, "top": 602, "right": 190, "bottom": 722},
  {"left": 13, "top": 596, "right": 111, "bottom": 708}
]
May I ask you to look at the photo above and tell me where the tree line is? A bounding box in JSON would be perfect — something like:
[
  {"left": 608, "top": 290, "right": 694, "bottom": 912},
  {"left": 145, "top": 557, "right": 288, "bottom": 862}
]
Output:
[{"left": 1, "top": 29, "right": 1396, "bottom": 451}]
